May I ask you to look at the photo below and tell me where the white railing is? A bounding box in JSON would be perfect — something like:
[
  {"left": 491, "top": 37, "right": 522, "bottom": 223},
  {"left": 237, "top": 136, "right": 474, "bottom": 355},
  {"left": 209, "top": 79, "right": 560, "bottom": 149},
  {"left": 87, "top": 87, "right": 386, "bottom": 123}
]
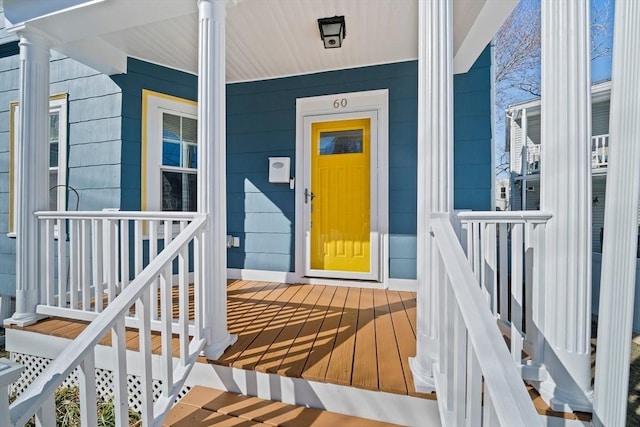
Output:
[
  {"left": 524, "top": 134, "right": 610, "bottom": 173},
  {"left": 431, "top": 213, "right": 541, "bottom": 426},
  {"left": 457, "top": 211, "right": 551, "bottom": 383},
  {"left": 36, "top": 211, "right": 200, "bottom": 335},
  {"left": 9, "top": 213, "right": 207, "bottom": 427},
  {"left": 525, "top": 144, "right": 541, "bottom": 173},
  {"left": 591, "top": 134, "right": 609, "bottom": 168}
]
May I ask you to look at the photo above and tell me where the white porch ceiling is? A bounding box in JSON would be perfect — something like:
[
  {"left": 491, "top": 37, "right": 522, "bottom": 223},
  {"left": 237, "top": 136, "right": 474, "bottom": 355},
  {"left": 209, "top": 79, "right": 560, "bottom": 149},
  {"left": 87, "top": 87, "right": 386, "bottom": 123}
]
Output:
[{"left": 3, "top": 0, "right": 518, "bottom": 81}]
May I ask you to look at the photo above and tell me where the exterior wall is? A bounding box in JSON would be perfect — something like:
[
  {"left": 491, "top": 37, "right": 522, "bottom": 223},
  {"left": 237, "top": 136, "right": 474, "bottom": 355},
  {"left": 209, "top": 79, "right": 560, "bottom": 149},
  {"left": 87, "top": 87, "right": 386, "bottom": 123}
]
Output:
[
  {"left": 112, "top": 58, "right": 197, "bottom": 211},
  {"left": 592, "top": 175, "right": 607, "bottom": 253},
  {"left": 0, "top": 47, "right": 494, "bottom": 292},
  {"left": 592, "top": 99, "right": 610, "bottom": 136},
  {"left": 510, "top": 113, "right": 541, "bottom": 175},
  {"left": 0, "top": 8, "right": 122, "bottom": 296},
  {"left": 593, "top": 254, "right": 640, "bottom": 332},
  {"left": 52, "top": 52, "right": 122, "bottom": 210},
  {"left": 0, "top": 10, "right": 18, "bottom": 297},
  {"left": 225, "top": 61, "right": 420, "bottom": 277},
  {"left": 453, "top": 46, "right": 493, "bottom": 211},
  {"left": 508, "top": 90, "right": 614, "bottom": 254},
  {"left": 495, "top": 178, "right": 510, "bottom": 211},
  {"left": 118, "top": 49, "right": 493, "bottom": 280},
  {"left": 510, "top": 177, "right": 540, "bottom": 211}
]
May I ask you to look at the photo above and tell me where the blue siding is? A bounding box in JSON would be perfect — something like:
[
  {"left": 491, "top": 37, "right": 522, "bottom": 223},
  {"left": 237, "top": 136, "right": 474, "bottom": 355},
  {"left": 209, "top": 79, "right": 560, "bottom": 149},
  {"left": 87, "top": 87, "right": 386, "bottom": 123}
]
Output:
[
  {"left": 226, "top": 61, "right": 419, "bottom": 276},
  {"left": 0, "top": 48, "right": 493, "bottom": 294},
  {"left": 454, "top": 46, "right": 493, "bottom": 211},
  {"left": 113, "top": 58, "right": 198, "bottom": 211},
  {"left": 226, "top": 50, "right": 493, "bottom": 278},
  {"left": 51, "top": 54, "right": 492, "bottom": 280},
  {"left": 0, "top": 47, "right": 122, "bottom": 296}
]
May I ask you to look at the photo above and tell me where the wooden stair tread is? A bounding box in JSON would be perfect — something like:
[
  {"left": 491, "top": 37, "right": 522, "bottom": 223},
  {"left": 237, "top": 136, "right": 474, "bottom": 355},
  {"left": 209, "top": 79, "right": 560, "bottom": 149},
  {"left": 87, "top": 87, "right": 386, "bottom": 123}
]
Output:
[{"left": 165, "top": 386, "right": 402, "bottom": 427}]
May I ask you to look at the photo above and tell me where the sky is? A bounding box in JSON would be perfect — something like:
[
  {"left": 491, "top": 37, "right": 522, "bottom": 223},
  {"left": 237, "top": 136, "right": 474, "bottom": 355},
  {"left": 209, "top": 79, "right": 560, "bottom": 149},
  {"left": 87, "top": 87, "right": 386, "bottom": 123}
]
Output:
[{"left": 591, "top": 0, "right": 615, "bottom": 82}]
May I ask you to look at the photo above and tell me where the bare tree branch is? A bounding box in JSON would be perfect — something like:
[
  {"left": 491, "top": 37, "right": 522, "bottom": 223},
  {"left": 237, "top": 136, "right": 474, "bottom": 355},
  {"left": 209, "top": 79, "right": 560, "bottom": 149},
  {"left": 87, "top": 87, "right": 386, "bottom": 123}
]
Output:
[{"left": 493, "top": 0, "right": 613, "bottom": 177}]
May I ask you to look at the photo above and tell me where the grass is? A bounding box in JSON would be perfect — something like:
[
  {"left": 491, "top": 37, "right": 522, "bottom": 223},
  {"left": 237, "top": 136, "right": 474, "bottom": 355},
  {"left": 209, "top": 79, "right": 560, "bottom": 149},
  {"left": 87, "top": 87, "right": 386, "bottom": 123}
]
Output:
[{"left": 10, "top": 386, "right": 142, "bottom": 427}]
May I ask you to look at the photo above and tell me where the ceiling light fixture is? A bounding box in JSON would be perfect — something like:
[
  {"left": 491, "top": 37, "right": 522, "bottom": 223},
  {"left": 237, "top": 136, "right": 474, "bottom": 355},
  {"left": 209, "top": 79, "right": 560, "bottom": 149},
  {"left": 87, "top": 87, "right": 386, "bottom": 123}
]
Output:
[{"left": 318, "top": 16, "right": 346, "bottom": 49}]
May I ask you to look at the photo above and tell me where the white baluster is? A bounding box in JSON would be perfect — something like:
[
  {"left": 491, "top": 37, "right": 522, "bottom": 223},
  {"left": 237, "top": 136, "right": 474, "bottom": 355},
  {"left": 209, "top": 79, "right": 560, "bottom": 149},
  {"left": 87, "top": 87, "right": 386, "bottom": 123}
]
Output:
[
  {"left": 43, "top": 219, "right": 54, "bottom": 306},
  {"left": 453, "top": 303, "right": 466, "bottom": 426},
  {"left": 510, "top": 223, "right": 524, "bottom": 363},
  {"left": 149, "top": 220, "right": 159, "bottom": 320},
  {"left": 136, "top": 291, "right": 153, "bottom": 426},
  {"left": 111, "top": 318, "right": 128, "bottom": 427},
  {"left": 160, "top": 267, "right": 174, "bottom": 395},
  {"left": 92, "top": 219, "right": 104, "bottom": 312},
  {"left": 120, "top": 219, "right": 130, "bottom": 290},
  {"left": 465, "top": 346, "right": 482, "bottom": 426},
  {"left": 498, "top": 223, "right": 509, "bottom": 323},
  {"left": 57, "top": 218, "right": 67, "bottom": 308},
  {"left": 79, "top": 352, "right": 98, "bottom": 427},
  {"left": 193, "top": 229, "right": 203, "bottom": 341},
  {"left": 179, "top": 221, "right": 189, "bottom": 364},
  {"left": 34, "top": 394, "right": 55, "bottom": 427},
  {"left": 524, "top": 223, "right": 535, "bottom": 352},
  {"left": 81, "top": 219, "right": 90, "bottom": 311}
]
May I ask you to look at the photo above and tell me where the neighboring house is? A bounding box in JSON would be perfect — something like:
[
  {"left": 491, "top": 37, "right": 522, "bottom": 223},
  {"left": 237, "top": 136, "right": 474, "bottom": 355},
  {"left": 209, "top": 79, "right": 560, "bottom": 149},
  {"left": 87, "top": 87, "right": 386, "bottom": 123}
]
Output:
[
  {"left": 506, "top": 80, "right": 640, "bottom": 330},
  {"left": 0, "top": 1, "right": 637, "bottom": 426},
  {"left": 506, "top": 80, "right": 614, "bottom": 253},
  {"left": 495, "top": 177, "right": 510, "bottom": 211}
]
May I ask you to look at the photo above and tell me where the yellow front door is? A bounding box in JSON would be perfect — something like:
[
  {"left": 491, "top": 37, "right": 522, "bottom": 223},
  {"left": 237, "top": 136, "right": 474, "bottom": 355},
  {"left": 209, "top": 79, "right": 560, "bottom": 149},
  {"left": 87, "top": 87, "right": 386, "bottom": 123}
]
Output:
[{"left": 310, "top": 118, "right": 371, "bottom": 273}]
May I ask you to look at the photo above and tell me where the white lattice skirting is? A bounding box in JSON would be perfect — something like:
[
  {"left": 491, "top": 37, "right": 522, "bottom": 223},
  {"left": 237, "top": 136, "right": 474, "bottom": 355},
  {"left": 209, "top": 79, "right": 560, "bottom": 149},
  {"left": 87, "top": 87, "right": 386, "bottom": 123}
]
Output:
[{"left": 10, "top": 352, "right": 191, "bottom": 413}]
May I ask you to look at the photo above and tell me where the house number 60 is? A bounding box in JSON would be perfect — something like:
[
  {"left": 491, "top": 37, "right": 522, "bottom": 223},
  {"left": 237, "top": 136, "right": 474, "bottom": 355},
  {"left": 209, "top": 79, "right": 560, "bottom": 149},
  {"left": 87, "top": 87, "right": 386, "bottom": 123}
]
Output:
[{"left": 333, "top": 98, "right": 348, "bottom": 109}]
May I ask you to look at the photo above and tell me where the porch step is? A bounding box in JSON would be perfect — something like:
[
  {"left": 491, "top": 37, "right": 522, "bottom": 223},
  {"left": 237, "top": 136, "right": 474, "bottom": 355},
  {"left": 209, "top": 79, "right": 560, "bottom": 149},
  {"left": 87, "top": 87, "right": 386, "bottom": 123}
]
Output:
[{"left": 163, "top": 385, "right": 402, "bottom": 427}]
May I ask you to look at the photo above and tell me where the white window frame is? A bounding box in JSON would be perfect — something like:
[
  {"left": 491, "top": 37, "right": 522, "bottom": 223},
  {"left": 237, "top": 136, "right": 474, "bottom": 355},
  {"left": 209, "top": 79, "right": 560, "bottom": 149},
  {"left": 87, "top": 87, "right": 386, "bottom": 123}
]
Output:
[
  {"left": 142, "top": 90, "right": 198, "bottom": 212},
  {"left": 9, "top": 94, "right": 68, "bottom": 237}
]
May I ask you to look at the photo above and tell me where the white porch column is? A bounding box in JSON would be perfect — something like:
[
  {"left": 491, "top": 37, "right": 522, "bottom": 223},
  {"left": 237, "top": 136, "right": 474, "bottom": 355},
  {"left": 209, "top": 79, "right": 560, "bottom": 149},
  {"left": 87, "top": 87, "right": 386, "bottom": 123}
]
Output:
[
  {"left": 410, "top": 0, "right": 453, "bottom": 393},
  {"left": 539, "top": 0, "right": 593, "bottom": 412},
  {"left": 8, "top": 32, "right": 51, "bottom": 327},
  {"left": 197, "top": 0, "right": 237, "bottom": 359},
  {"left": 521, "top": 108, "right": 527, "bottom": 210},
  {"left": 593, "top": 1, "right": 640, "bottom": 425}
]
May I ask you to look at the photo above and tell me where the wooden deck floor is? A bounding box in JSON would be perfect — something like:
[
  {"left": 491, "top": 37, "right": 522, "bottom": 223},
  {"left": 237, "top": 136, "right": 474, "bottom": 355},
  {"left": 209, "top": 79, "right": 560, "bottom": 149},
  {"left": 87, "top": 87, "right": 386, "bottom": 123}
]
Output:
[{"left": 12, "top": 280, "right": 432, "bottom": 399}]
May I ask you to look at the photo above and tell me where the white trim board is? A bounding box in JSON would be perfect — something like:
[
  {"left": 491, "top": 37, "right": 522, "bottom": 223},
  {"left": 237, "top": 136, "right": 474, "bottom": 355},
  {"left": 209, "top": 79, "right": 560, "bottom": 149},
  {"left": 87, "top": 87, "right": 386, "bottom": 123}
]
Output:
[
  {"left": 295, "top": 89, "right": 389, "bottom": 285},
  {"left": 185, "top": 362, "right": 440, "bottom": 426},
  {"left": 5, "top": 328, "right": 437, "bottom": 426},
  {"left": 227, "top": 268, "right": 416, "bottom": 291}
]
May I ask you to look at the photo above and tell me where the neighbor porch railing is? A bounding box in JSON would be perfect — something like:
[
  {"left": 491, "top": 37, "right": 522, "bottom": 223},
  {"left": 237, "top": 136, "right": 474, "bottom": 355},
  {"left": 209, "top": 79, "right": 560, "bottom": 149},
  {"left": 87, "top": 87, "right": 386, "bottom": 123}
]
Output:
[
  {"left": 591, "top": 134, "right": 609, "bottom": 168},
  {"left": 35, "top": 211, "right": 201, "bottom": 335},
  {"left": 457, "top": 211, "right": 551, "bottom": 384},
  {"left": 431, "top": 213, "right": 541, "bottom": 426},
  {"left": 523, "top": 133, "right": 610, "bottom": 173},
  {"left": 8, "top": 212, "right": 207, "bottom": 427}
]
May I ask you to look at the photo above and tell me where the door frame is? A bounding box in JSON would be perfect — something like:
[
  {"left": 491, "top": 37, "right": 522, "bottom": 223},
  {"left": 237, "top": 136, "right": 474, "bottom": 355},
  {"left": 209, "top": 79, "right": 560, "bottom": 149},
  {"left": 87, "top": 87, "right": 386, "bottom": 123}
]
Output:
[{"left": 295, "top": 90, "right": 389, "bottom": 283}]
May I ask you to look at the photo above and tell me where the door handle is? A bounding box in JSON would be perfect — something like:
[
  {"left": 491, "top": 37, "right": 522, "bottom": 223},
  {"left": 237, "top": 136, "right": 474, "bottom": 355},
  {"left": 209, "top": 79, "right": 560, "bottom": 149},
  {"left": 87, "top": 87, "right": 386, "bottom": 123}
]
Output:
[{"left": 305, "top": 188, "right": 315, "bottom": 204}]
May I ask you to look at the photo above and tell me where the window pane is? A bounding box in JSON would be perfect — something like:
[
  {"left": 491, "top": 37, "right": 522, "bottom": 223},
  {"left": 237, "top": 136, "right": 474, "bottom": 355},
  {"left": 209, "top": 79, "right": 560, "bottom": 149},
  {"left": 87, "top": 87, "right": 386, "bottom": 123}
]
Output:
[
  {"left": 49, "top": 169, "right": 58, "bottom": 211},
  {"left": 162, "top": 113, "right": 198, "bottom": 169},
  {"left": 185, "top": 143, "right": 197, "bottom": 168},
  {"left": 319, "top": 129, "right": 363, "bottom": 155},
  {"left": 182, "top": 117, "right": 197, "bottom": 144},
  {"left": 49, "top": 113, "right": 59, "bottom": 167},
  {"left": 162, "top": 113, "right": 181, "bottom": 142},
  {"left": 162, "top": 141, "right": 181, "bottom": 167},
  {"left": 162, "top": 170, "right": 197, "bottom": 212}
]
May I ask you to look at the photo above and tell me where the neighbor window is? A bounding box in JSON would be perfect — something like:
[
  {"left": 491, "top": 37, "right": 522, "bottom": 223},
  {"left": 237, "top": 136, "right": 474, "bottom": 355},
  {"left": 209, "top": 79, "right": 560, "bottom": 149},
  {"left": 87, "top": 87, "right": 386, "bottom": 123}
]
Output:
[{"left": 9, "top": 95, "right": 68, "bottom": 236}]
